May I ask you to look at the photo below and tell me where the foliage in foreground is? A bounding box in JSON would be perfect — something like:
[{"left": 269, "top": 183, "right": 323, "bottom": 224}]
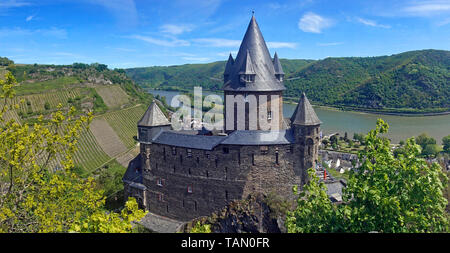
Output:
[
  {"left": 0, "top": 72, "right": 146, "bottom": 232},
  {"left": 286, "top": 119, "right": 449, "bottom": 233}
]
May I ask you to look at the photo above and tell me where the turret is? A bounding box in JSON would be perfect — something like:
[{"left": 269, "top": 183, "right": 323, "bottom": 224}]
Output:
[
  {"left": 224, "top": 53, "right": 234, "bottom": 83},
  {"left": 137, "top": 102, "right": 171, "bottom": 172},
  {"left": 291, "top": 93, "right": 321, "bottom": 185},
  {"left": 222, "top": 15, "right": 285, "bottom": 131},
  {"left": 273, "top": 52, "right": 284, "bottom": 82}
]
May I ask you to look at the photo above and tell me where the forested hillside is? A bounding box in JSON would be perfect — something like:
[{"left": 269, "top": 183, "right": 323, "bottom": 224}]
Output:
[
  {"left": 125, "top": 59, "right": 314, "bottom": 91},
  {"left": 126, "top": 49, "right": 449, "bottom": 113}
]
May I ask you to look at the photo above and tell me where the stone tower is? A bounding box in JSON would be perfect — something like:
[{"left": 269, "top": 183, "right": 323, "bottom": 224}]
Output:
[
  {"left": 223, "top": 16, "right": 285, "bottom": 131},
  {"left": 137, "top": 102, "right": 171, "bottom": 172},
  {"left": 291, "top": 93, "right": 321, "bottom": 185}
]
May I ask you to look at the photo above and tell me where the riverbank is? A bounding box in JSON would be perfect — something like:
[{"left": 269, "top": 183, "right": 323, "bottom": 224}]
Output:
[
  {"left": 147, "top": 87, "right": 449, "bottom": 117},
  {"left": 283, "top": 98, "right": 450, "bottom": 117}
]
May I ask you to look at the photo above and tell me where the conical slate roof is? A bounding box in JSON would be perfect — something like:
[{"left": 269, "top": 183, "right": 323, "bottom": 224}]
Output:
[
  {"left": 223, "top": 16, "right": 285, "bottom": 92},
  {"left": 273, "top": 52, "right": 284, "bottom": 75},
  {"left": 291, "top": 93, "right": 321, "bottom": 126},
  {"left": 224, "top": 53, "right": 234, "bottom": 75},
  {"left": 239, "top": 50, "right": 256, "bottom": 74},
  {"left": 138, "top": 102, "right": 170, "bottom": 127}
]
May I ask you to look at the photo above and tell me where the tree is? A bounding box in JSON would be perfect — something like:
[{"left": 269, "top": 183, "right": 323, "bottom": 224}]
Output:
[
  {"left": 442, "top": 135, "right": 450, "bottom": 154},
  {"left": 0, "top": 72, "right": 146, "bottom": 232},
  {"left": 422, "top": 144, "right": 441, "bottom": 158},
  {"left": 286, "top": 119, "right": 449, "bottom": 233},
  {"left": 44, "top": 101, "right": 50, "bottom": 110},
  {"left": 416, "top": 133, "right": 436, "bottom": 150},
  {"left": 322, "top": 139, "right": 329, "bottom": 147},
  {"left": 286, "top": 169, "right": 340, "bottom": 233}
]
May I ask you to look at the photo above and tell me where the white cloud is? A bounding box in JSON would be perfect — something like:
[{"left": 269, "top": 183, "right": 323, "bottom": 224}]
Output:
[
  {"left": 182, "top": 57, "right": 210, "bottom": 62},
  {"left": 298, "top": 12, "right": 333, "bottom": 33},
  {"left": 317, "top": 42, "right": 343, "bottom": 46},
  {"left": 0, "top": 0, "right": 31, "bottom": 8},
  {"left": 193, "top": 38, "right": 241, "bottom": 47},
  {"left": 267, "top": 42, "right": 297, "bottom": 49},
  {"left": 160, "top": 24, "right": 194, "bottom": 35},
  {"left": 0, "top": 27, "right": 67, "bottom": 39},
  {"left": 25, "top": 15, "right": 33, "bottom": 21},
  {"left": 403, "top": 0, "right": 450, "bottom": 16},
  {"left": 356, "top": 17, "right": 391, "bottom": 28},
  {"left": 129, "top": 35, "right": 190, "bottom": 47}
]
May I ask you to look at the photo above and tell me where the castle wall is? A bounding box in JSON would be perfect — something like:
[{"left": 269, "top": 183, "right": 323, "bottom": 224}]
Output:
[{"left": 141, "top": 142, "right": 300, "bottom": 221}]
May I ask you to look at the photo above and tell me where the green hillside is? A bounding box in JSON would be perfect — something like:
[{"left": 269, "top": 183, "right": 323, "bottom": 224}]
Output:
[
  {"left": 125, "top": 59, "right": 314, "bottom": 91},
  {"left": 126, "top": 49, "right": 450, "bottom": 113},
  {"left": 0, "top": 59, "right": 156, "bottom": 174}
]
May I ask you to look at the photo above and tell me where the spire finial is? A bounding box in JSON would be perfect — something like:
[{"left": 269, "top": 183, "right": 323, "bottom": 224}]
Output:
[{"left": 252, "top": 10, "right": 254, "bottom": 16}]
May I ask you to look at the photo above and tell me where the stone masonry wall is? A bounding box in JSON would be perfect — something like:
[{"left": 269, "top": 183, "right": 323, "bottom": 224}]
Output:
[{"left": 142, "top": 142, "right": 300, "bottom": 221}]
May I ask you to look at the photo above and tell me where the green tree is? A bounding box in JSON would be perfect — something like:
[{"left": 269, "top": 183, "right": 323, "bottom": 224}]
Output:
[
  {"left": 44, "top": 101, "right": 50, "bottom": 110},
  {"left": 422, "top": 144, "right": 441, "bottom": 158},
  {"left": 190, "top": 221, "right": 211, "bottom": 233},
  {"left": 287, "top": 119, "right": 449, "bottom": 233},
  {"left": 416, "top": 133, "right": 436, "bottom": 150},
  {"left": 322, "top": 139, "right": 329, "bottom": 147},
  {"left": 442, "top": 135, "right": 450, "bottom": 154},
  {"left": 286, "top": 169, "right": 340, "bottom": 233},
  {"left": 0, "top": 72, "right": 146, "bottom": 233}
]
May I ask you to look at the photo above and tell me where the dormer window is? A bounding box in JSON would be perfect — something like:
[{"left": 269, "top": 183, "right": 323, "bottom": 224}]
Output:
[
  {"left": 275, "top": 74, "right": 284, "bottom": 82},
  {"left": 240, "top": 74, "right": 255, "bottom": 83}
]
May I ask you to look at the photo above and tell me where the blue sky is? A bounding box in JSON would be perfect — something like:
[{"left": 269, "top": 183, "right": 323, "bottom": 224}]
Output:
[{"left": 0, "top": 0, "right": 449, "bottom": 68}]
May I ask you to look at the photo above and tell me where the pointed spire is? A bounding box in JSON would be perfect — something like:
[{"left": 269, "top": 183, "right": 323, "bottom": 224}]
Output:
[
  {"left": 223, "top": 16, "right": 285, "bottom": 91},
  {"left": 138, "top": 101, "right": 170, "bottom": 127},
  {"left": 224, "top": 53, "right": 234, "bottom": 75},
  {"left": 273, "top": 52, "right": 284, "bottom": 75},
  {"left": 239, "top": 49, "right": 255, "bottom": 74},
  {"left": 291, "top": 93, "right": 321, "bottom": 126}
]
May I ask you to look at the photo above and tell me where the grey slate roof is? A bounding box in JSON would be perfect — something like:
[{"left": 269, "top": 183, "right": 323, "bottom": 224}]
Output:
[
  {"left": 138, "top": 212, "right": 185, "bottom": 233},
  {"left": 273, "top": 52, "right": 284, "bottom": 75},
  {"left": 224, "top": 53, "right": 234, "bottom": 75},
  {"left": 239, "top": 50, "right": 256, "bottom": 74},
  {"left": 122, "top": 155, "right": 144, "bottom": 186},
  {"left": 152, "top": 130, "right": 227, "bottom": 150},
  {"left": 221, "top": 129, "right": 295, "bottom": 145},
  {"left": 138, "top": 102, "right": 170, "bottom": 127},
  {"left": 291, "top": 93, "right": 322, "bottom": 126},
  {"left": 223, "top": 16, "right": 286, "bottom": 92}
]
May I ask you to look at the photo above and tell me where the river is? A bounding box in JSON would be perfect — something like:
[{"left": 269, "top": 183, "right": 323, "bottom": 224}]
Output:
[{"left": 147, "top": 89, "right": 450, "bottom": 144}]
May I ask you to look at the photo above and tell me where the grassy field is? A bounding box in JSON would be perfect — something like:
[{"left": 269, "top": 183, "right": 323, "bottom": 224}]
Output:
[
  {"left": 95, "top": 85, "right": 129, "bottom": 109},
  {"left": 101, "top": 104, "right": 146, "bottom": 149}
]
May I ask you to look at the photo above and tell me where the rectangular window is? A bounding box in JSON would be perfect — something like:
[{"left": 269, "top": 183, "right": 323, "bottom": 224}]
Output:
[
  {"left": 172, "top": 147, "right": 176, "bottom": 155},
  {"left": 268, "top": 111, "right": 272, "bottom": 120},
  {"left": 158, "top": 193, "right": 164, "bottom": 202},
  {"left": 252, "top": 154, "right": 255, "bottom": 166},
  {"left": 223, "top": 147, "right": 229, "bottom": 154},
  {"left": 187, "top": 185, "right": 193, "bottom": 193},
  {"left": 187, "top": 148, "right": 192, "bottom": 157},
  {"left": 260, "top": 146, "right": 268, "bottom": 155},
  {"left": 157, "top": 178, "right": 163, "bottom": 186}
]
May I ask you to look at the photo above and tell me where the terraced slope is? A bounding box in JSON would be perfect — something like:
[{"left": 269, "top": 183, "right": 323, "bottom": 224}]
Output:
[
  {"left": 89, "top": 117, "right": 128, "bottom": 157},
  {"left": 95, "top": 85, "right": 130, "bottom": 109},
  {"left": 72, "top": 128, "right": 111, "bottom": 172},
  {"left": 102, "top": 104, "right": 146, "bottom": 149}
]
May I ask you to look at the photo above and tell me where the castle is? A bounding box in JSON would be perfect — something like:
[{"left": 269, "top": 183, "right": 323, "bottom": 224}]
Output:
[{"left": 123, "top": 16, "right": 322, "bottom": 222}]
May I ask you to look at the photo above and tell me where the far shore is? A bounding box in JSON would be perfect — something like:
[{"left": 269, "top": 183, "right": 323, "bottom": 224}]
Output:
[{"left": 145, "top": 87, "right": 450, "bottom": 117}]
